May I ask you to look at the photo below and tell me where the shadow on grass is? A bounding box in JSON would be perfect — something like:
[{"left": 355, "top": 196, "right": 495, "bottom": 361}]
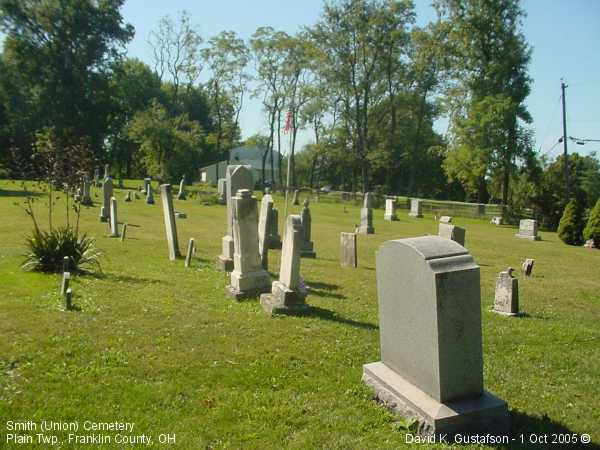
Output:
[
  {"left": 308, "top": 288, "right": 345, "bottom": 300},
  {"left": 89, "top": 272, "right": 164, "bottom": 285},
  {"left": 299, "top": 306, "right": 378, "bottom": 330},
  {"left": 305, "top": 280, "right": 340, "bottom": 290},
  {"left": 503, "top": 409, "right": 600, "bottom": 449},
  {"left": 0, "top": 189, "right": 43, "bottom": 198}
]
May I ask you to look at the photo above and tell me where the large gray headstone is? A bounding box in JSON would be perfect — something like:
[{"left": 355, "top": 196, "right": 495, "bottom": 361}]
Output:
[
  {"left": 340, "top": 232, "right": 357, "bottom": 268},
  {"left": 268, "top": 207, "right": 282, "bottom": 249},
  {"left": 260, "top": 214, "right": 307, "bottom": 314},
  {"left": 160, "top": 184, "right": 180, "bottom": 261},
  {"left": 515, "top": 219, "right": 540, "bottom": 240},
  {"left": 258, "top": 193, "right": 273, "bottom": 270},
  {"left": 493, "top": 268, "right": 519, "bottom": 316},
  {"left": 227, "top": 189, "right": 270, "bottom": 299},
  {"left": 216, "top": 165, "right": 254, "bottom": 272},
  {"left": 363, "top": 236, "right": 508, "bottom": 436}
]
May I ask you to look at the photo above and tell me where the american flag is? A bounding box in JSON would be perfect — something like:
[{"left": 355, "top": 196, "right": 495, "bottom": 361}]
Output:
[{"left": 283, "top": 110, "right": 293, "bottom": 134}]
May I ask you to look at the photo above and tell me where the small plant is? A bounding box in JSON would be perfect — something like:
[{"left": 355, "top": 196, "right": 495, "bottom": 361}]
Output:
[
  {"left": 557, "top": 199, "right": 584, "bottom": 245},
  {"left": 23, "top": 226, "right": 101, "bottom": 273},
  {"left": 583, "top": 198, "right": 600, "bottom": 247}
]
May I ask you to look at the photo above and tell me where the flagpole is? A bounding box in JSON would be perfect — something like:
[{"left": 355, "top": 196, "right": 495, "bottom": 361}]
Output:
[{"left": 283, "top": 111, "right": 293, "bottom": 231}]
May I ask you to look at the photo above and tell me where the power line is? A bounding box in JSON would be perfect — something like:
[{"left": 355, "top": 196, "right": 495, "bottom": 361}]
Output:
[{"left": 537, "top": 94, "right": 562, "bottom": 152}]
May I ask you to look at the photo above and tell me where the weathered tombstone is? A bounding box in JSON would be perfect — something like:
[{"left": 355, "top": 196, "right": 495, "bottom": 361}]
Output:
[
  {"left": 292, "top": 189, "right": 300, "bottom": 205},
  {"left": 363, "top": 236, "right": 509, "bottom": 436},
  {"left": 493, "top": 268, "right": 519, "bottom": 316},
  {"left": 142, "top": 177, "right": 151, "bottom": 194},
  {"left": 175, "top": 212, "right": 187, "bottom": 219},
  {"left": 81, "top": 175, "right": 92, "bottom": 205},
  {"left": 268, "top": 207, "right": 282, "bottom": 249},
  {"left": 584, "top": 239, "right": 596, "bottom": 249},
  {"left": 65, "top": 288, "right": 73, "bottom": 310},
  {"left": 60, "top": 272, "right": 71, "bottom": 296},
  {"left": 522, "top": 258, "right": 534, "bottom": 276},
  {"left": 300, "top": 199, "right": 316, "bottom": 258},
  {"left": 103, "top": 164, "right": 110, "bottom": 179},
  {"left": 217, "top": 178, "right": 227, "bottom": 204},
  {"left": 109, "top": 197, "right": 119, "bottom": 237},
  {"left": 408, "top": 198, "right": 423, "bottom": 218},
  {"left": 384, "top": 197, "right": 398, "bottom": 221},
  {"left": 438, "top": 222, "right": 466, "bottom": 246},
  {"left": 358, "top": 192, "right": 375, "bottom": 234},
  {"left": 490, "top": 216, "right": 503, "bottom": 226},
  {"left": 216, "top": 165, "right": 253, "bottom": 272},
  {"left": 185, "top": 238, "right": 195, "bottom": 268},
  {"left": 258, "top": 192, "right": 273, "bottom": 269},
  {"left": 260, "top": 215, "right": 308, "bottom": 314},
  {"left": 340, "top": 232, "right": 357, "bottom": 268},
  {"left": 146, "top": 184, "right": 155, "bottom": 204},
  {"left": 515, "top": 219, "right": 541, "bottom": 241},
  {"left": 177, "top": 175, "right": 187, "bottom": 200},
  {"left": 93, "top": 167, "right": 100, "bottom": 187},
  {"left": 99, "top": 177, "right": 113, "bottom": 222},
  {"left": 124, "top": 191, "right": 132, "bottom": 202},
  {"left": 160, "top": 184, "right": 181, "bottom": 261},
  {"left": 439, "top": 215, "right": 453, "bottom": 223},
  {"left": 120, "top": 223, "right": 127, "bottom": 242},
  {"left": 227, "top": 189, "right": 271, "bottom": 299}
]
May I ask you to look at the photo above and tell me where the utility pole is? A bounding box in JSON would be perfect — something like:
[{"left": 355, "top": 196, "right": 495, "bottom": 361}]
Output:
[{"left": 561, "top": 80, "right": 569, "bottom": 200}]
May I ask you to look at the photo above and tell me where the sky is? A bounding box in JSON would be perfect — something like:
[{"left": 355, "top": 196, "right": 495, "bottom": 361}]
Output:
[{"left": 4, "top": 0, "right": 600, "bottom": 159}]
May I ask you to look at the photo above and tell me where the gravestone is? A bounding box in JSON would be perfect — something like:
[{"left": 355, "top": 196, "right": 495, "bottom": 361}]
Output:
[
  {"left": 81, "top": 175, "right": 92, "bottom": 205},
  {"left": 358, "top": 192, "right": 375, "bottom": 234},
  {"left": 93, "top": 167, "right": 100, "bottom": 187},
  {"left": 60, "top": 272, "right": 70, "bottom": 296},
  {"left": 268, "top": 207, "right": 282, "bottom": 249},
  {"left": 493, "top": 268, "right": 519, "bottom": 316},
  {"left": 384, "top": 197, "right": 398, "bottom": 221},
  {"left": 120, "top": 223, "right": 127, "bottom": 242},
  {"left": 260, "top": 215, "right": 308, "bottom": 314},
  {"left": 300, "top": 199, "right": 316, "bottom": 258},
  {"left": 227, "top": 189, "right": 271, "bottom": 299},
  {"left": 292, "top": 189, "right": 300, "bottom": 205},
  {"left": 146, "top": 184, "right": 155, "bottom": 204},
  {"left": 99, "top": 177, "right": 113, "bottom": 222},
  {"left": 124, "top": 191, "right": 132, "bottom": 202},
  {"left": 515, "top": 219, "right": 541, "bottom": 241},
  {"left": 177, "top": 175, "right": 187, "bottom": 200},
  {"left": 175, "top": 212, "right": 187, "bottom": 219},
  {"left": 217, "top": 178, "right": 227, "bottom": 204},
  {"left": 65, "top": 287, "right": 73, "bottom": 310},
  {"left": 522, "top": 258, "right": 534, "bottom": 276},
  {"left": 103, "top": 164, "right": 110, "bottom": 179},
  {"left": 439, "top": 216, "right": 453, "bottom": 223},
  {"left": 258, "top": 192, "right": 273, "bottom": 270},
  {"left": 160, "top": 184, "right": 181, "bottom": 261},
  {"left": 363, "top": 236, "right": 508, "bottom": 436},
  {"left": 185, "top": 238, "right": 195, "bottom": 268},
  {"left": 340, "top": 232, "right": 357, "bottom": 268},
  {"left": 408, "top": 198, "right": 423, "bottom": 218},
  {"left": 109, "top": 197, "right": 119, "bottom": 237},
  {"left": 216, "top": 165, "right": 254, "bottom": 272},
  {"left": 62, "top": 256, "right": 69, "bottom": 273},
  {"left": 143, "top": 177, "right": 151, "bottom": 194},
  {"left": 490, "top": 216, "right": 503, "bottom": 226},
  {"left": 438, "top": 223, "right": 466, "bottom": 247}
]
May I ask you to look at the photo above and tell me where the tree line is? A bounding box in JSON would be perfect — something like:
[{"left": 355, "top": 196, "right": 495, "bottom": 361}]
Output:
[{"left": 0, "top": 0, "right": 598, "bottom": 229}]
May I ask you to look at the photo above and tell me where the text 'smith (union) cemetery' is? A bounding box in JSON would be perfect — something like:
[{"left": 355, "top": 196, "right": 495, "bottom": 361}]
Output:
[{"left": 1, "top": 0, "right": 600, "bottom": 448}]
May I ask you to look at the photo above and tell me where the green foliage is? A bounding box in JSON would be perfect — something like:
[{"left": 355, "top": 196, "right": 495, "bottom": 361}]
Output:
[
  {"left": 23, "top": 226, "right": 101, "bottom": 273},
  {"left": 583, "top": 198, "right": 600, "bottom": 246},
  {"left": 557, "top": 199, "right": 584, "bottom": 245}
]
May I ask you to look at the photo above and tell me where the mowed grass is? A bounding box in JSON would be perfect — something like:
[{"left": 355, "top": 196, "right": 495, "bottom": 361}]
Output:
[{"left": 0, "top": 179, "right": 599, "bottom": 449}]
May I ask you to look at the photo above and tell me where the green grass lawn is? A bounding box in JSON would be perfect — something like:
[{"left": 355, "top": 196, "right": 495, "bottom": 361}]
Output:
[{"left": 1, "top": 179, "right": 599, "bottom": 449}]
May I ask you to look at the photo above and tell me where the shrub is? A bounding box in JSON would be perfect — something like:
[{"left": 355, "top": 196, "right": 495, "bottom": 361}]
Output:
[
  {"left": 583, "top": 198, "right": 600, "bottom": 247},
  {"left": 557, "top": 199, "right": 584, "bottom": 245},
  {"left": 23, "top": 226, "right": 101, "bottom": 273}
]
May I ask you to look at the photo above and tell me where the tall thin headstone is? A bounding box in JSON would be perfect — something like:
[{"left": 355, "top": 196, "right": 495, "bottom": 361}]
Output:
[
  {"left": 493, "top": 268, "right": 519, "bottom": 316},
  {"left": 438, "top": 223, "right": 466, "bottom": 246},
  {"left": 60, "top": 272, "right": 70, "bottom": 296},
  {"left": 227, "top": 189, "right": 271, "bottom": 299},
  {"left": 515, "top": 219, "right": 541, "bottom": 241},
  {"left": 81, "top": 174, "right": 92, "bottom": 205},
  {"left": 160, "top": 184, "right": 180, "bottom": 261},
  {"left": 384, "top": 197, "right": 398, "bottom": 221},
  {"left": 185, "top": 238, "right": 195, "bottom": 268},
  {"left": 260, "top": 215, "right": 308, "bottom": 314},
  {"left": 177, "top": 175, "right": 187, "bottom": 200},
  {"left": 103, "top": 164, "right": 110, "bottom": 179},
  {"left": 121, "top": 223, "right": 127, "bottom": 242},
  {"left": 258, "top": 192, "right": 273, "bottom": 270},
  {"left": 65, "top": 288, "right": 73, "bottom": 310},
  {"left": 268, "top": 207, "right": 282, "bottom": 249},
  {"left": 143, "top": 177, "right": 151, "bottom": 194},
  {"left": 146, "top": 183, "right": 155, "bottom": 204},
  {"left": 300, "top": 199, "right": 316, "bottom": 258},
  {"left": 408, "top": 198, "right": 423, "bottom": 218},
  {"left": 358, "top": 192, "right": 375, "bottom": 234},
  {"left": 216, "top": 165, "right": 253, "bottom": 272},
  {"left": 292, "top": 189, "right": 300, "bottom": 205},
  {"left": 363, "top": 236, "right": 508, "bottom": 436},
  {"left": 93, "top": 167, "right": 100, "bottom": 187},
  {"left": 340, "top": 232, "right": 358, "bottom": 268},
  {"left": 217, "top": 178, "right": 227, "bottom": 204},
  {"left": 99, "top": 177, "right": 113, "bottom": 222},
  {"left": 109, "top": 197, "right": 119, "bottom": 237}
]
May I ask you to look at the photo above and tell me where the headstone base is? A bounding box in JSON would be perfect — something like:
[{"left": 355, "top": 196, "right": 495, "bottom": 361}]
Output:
[
  {"left": 300, "top": 242, "right": 316, "bottom": 258},
  {"left": 260, "top": 281, "right": 308, "bottom": 315},
  {"left": 408, "top": 212, "right": 423, "bottom": 218},
  {"left": 215, "top": 255, "right": 234, "bottom": 272},
  {"left": 227, "top": 270, "right": 271, "bottom": 300},
  {"left": 515, "top": 233, "right": 541, "bottom": 241},
  {"left": 490, "top": 309, "right": 521, "bottom": 317},
  {"left": 357, "top": 226, "right": 375, "bottom": 234},
  {"left": 384, "top": 214, "right": 398, "bottom": 221},
  {"left": 363, "top": 362, "right": 509, "bottom": 438}
]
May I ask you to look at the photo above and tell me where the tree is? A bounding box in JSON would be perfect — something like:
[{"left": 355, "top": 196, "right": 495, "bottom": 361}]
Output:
[
  {"left": 0, "top": 0, "right": 134, "bottom": 161},
  {"left": 557, "top": 199, "right": 584, "bottom": 245},
  {"left": 583, "top": 198, "right": 600, "bottom": 247}
]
